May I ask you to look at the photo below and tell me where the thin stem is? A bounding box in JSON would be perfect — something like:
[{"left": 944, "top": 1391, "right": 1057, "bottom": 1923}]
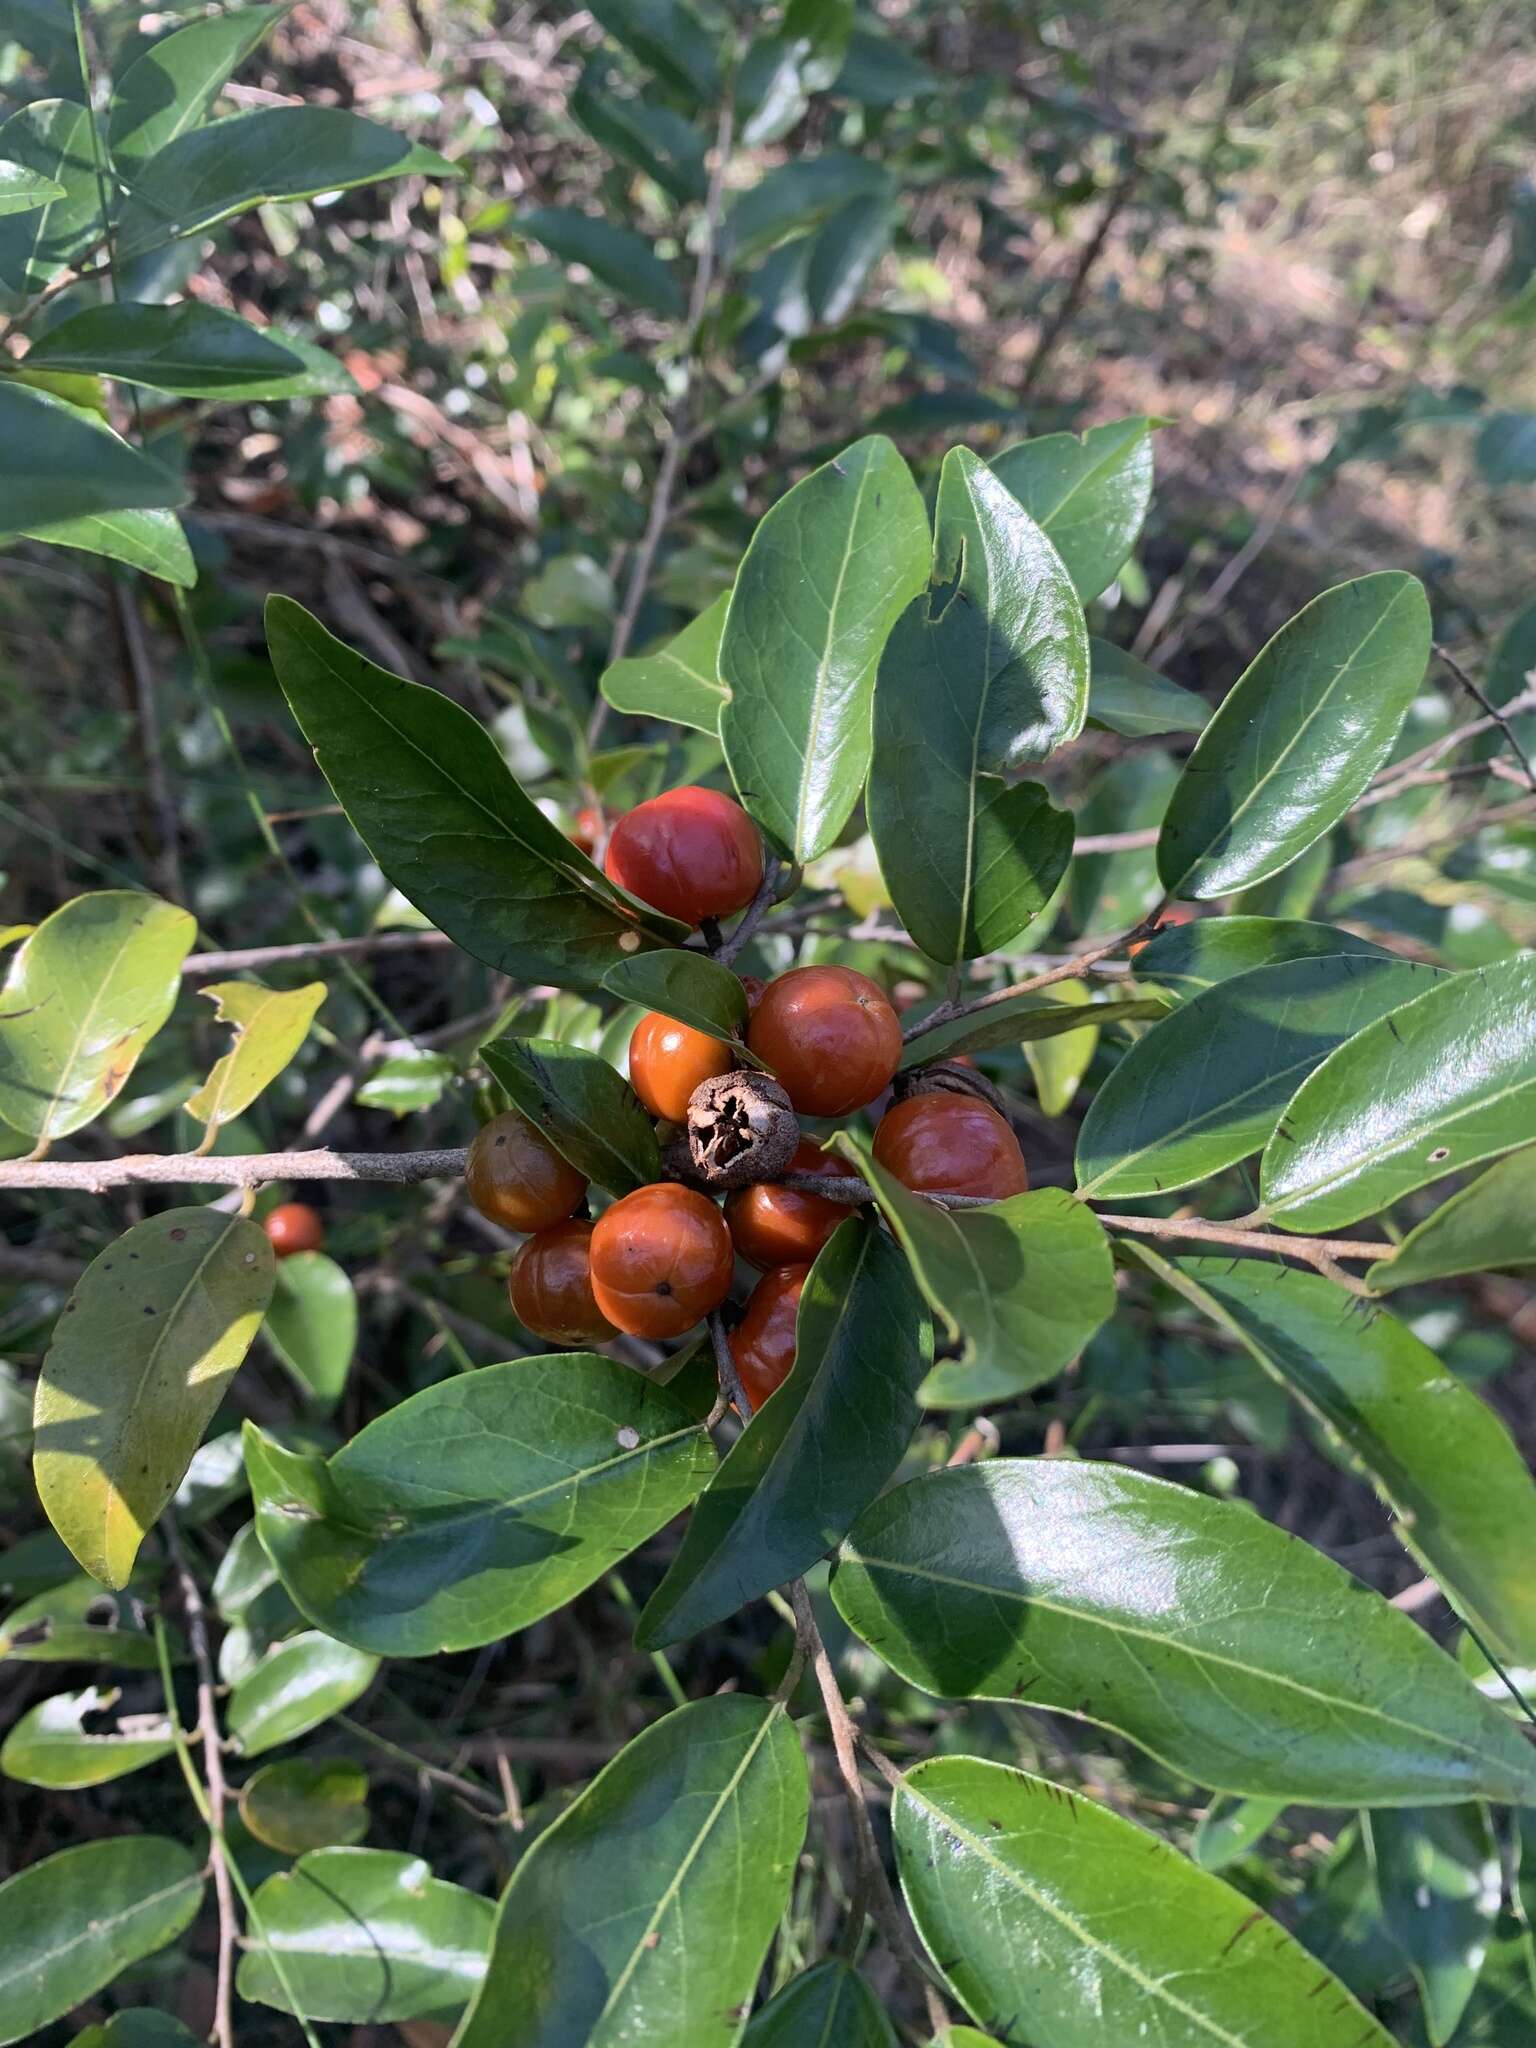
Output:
[
  {"left": 334, "top": 1713, "right": 507, "bottom": 1817},
  {"left": 183, "top": 930, "right": 455, "bottom": 974},
  {"left": 164, "top": 1517, "right": 235, "bottom": 2048},
  {"left": 607, "top": 1572, "right": 689, "bottom": 1710},
  {"left": 1099, "top": 1210, "right": 1387, "bottom": 1294},
  {"left": 716, "top": 854, "right": 782, "bottom": 968},
  {"left": 1434, "top": 643, "right": 1536, "bottom": 793},
  {"left": 0, "top": 1146, "right": 468, "bottom": 1191},
  {"left": 708, "top": 1308, "right": 754, "bottom": 1416},
  {"left": 902, "top": 912, "right": 1163, "bottom": 1045}
]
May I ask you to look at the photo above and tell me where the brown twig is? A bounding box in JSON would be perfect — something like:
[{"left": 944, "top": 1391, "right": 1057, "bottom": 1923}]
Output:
[
  {"left": 1148, "top": 465, "right": 1308, "bottom": 670},
  {"left": 1019, "top": 159, "right": 1138, "bottom": 399},
  {"left": 182, "top": 930, "right": 455, "bottom": 975},
  {"left": 716, "top": 855, "right": 783, "bottom": 968},
  {"left": 1098, "top": 1210, "right": 1388, "bottom": 1294},
  {"left": 1434, "top": 643, "right": 1536, "bottom": 793},
  {"left": 111, "top": 580, "right": 186, "bottom": 907},
  {"left": 0, "top": 1147, "right": 468, "bottom": 1192},
  {"left": 901, "top": 913, "right": 1162, "bottom": 1045},
  {"left": 707, "top": 1308, "right": 754, "bottom": 1417},
  {"left": 163, "top": 1515, "right": 235, "bottom": 2048}
]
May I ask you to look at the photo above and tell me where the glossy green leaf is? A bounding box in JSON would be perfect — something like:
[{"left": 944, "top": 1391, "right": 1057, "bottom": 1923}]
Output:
[
  {"left": 638, "top": 1216, "right": 931, "bottom": 1646},
  {"left": 833, "top": 1460, "right": 1536, "bottom": 1804},
  {"left": 569, "top": 73, "right": 706, "bottom": 203},
  {"left": 743, "top": 1959, "right": 894, "bottom": 2046},
  {"left": 73, "top": 2013, "right": 202, "bottom": 2048},
  {"left": 1133, "top": 1252, "right": 1536, "bottom": 1668},
  {"left": 20, "top": 506, "right": 196, "bottom": 586},
  {"left": 829, "top": 1134, "right": 1114, "bottom": 1407},
  {"left": 1130, "top": 913, "right": 1393, "bottom": 999},
  {"left": 719, "top": 436, "right": 928, "bottom": 862},
  {"left": 0, "top": 1684, "right": 173, "bottom": 1788},
  {"left": 239, "top": 1757, "right": 369, "bottom": 1854},
  {"left": 898, "top": 991, "right": 1165, "bottom": 1068},
  {"left": 1075, "top": 952, "right": 1443, "bottom": 1199},
  {"left": 1068, "top": 748, "right": 1177, "bottom": 936},
  {"left": 245, "top": 1356, "right": 713, "bottom": 1656},
  {"left": 1087, "top": 637, "right": 1208, "bottom": 736},
  {"left": 601, "top": 949, "right": 749, "bottom": 1043},
  {"left": 355, "top": 1047, "right": 456, "bottom": 1116},
  {"left": 869, "top": 448, "right": 1084, "bottom": 961},
  {"left": 587, "top": 0, "right": 718, "bottom": 105},
  {"left": 267, "top": 597, "right": 680, "bottom": 992},
  {"left": 1231, "top": 833, "right": 1333, "bottom": 919},
  {"left": 1158, "top": 572, "right": 1431, "bottom": 898},
  {"left": 521, "top": 206, "right": 684, "bottom": 317},
  {"left": 108, "top": 5, "right": 289, "bottom": 167},
  {"left": 455, "top": 1696, "right": 807, "bottom": 2048},
  {"left": 990, "top": 416, "right": 1159, "bottom": 601},
  {"left": 226, "top": 1629, "right": 378, "bottom": 1756},
  {"left": 1366, "top": 1805, "right": 1498, "bottom": 2045},
  {"left": 1021, "top": 979, "right": 1099, "bottom": 1116},
  {"left": 1371, "top": 1147, "right": 1536, "bottom": 1290},
  {"left": 34, "top": 1208, "right": 274, "bottom": 1589},
  {"left": 0, "top": 103, "right": 100, "bottom": 304},
  {"left": 0, "top": 1575, "right": 167, "bottom": 1669},
  {"left": 0, "top": 161, "right": 63, "bottom": 214},
  {"left": 1191, "top": 1795, "right": 1287, "bottom": 1872},
  {"left": 25, "top": 302, "right": 353, "bottom": 399},
  {"left": 185, "top": 978, "right": 325, "bottom": 1135},
  {"left": 1260, "top": 953, "right": 1536, "bottom": 1231},
  {"left": 600, "top": 593, "right": 729, "bottom": 736},
  {"left": 263, "top": 1250, "right": 356, "bottom": 1412},
  {"left": 239, "top": 1848, "right": 491, "bottom": 2022},
  {"left": 892, "top": 1756, "right": 1395, "bottom": 2048},
  {"left": 0, "top": 1838, "right": 203, "bottom": 2046},
  {"left": 481, "top": 1034, "right": 659, "bottom": 1194},
  {"left": 0, "top": 890, "right": 194, "bottom": 1141},
  {"left": 0, "top": 384, "right": 186, "bottom": 533}
]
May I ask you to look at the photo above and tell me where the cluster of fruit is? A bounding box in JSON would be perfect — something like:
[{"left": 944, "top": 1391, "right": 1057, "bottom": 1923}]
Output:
[{"left": 466, "top": 787, "right": 1030, "bottom": 1411}]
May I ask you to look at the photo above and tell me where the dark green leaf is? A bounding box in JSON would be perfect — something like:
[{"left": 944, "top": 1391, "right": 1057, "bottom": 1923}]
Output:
[
  {"left": 1068, "top": 748, "right": 1177, "bottom": 936},
  {"left": 0, "top": 1839, "right": 203, "bottom": 2046},
  {"left": 1371, "top": 1146, "right": 1536, "bottom": 1290},
  {"left": 587, "top": 0, "right": 718, "bottom": 104},
  {"left": 1087, "top": 636, "right": 1208, "bottom": 736},
  {"left": 990, "top": 416, "right": 1159, "bottom": 601},
  {"left": 834, "top": 1461, "right": 1536, "bottom": 1803},
  {"left": 226, "top": 1629, "right": 378, "bottom": 1756},
  {"left": 1075, "top": 953, "right": 1443, "bottom": 1199},
  {"left": 263, "top": 1250, "right": 356, "bottom": 1412},
  {"left": 73, "top": 2014, "right": 202, "bottom": 2048},
  {"left": 239, "top": 1757, "right": 370, "bottom": 1854},
  {"left": 0, "top": 102, "right": 99, "bottom": 304},
  {"left": 34, "top": 1208, "right": 275, "bottom": 1589},
  {"left": 1476, "top": 411, "right": 1536, "bottom": 485},
  {"left": 520, "top": 206, "right": 684, "bottom": 318},
  {"left": 0, "top": 161, "right": 64, "bottom": 215},
  {"left": 25, "top": 302, "right": 353, "bottom": 398},
  {"left": 455, "top": 1696, "right": 807, "bottom": 2048},
  {"left": 784, "top": 0, "right": 855, "bottom": 92},
  {"left": 481, "top": 1035, "right": 659, "bottom": 1194},
  {"left": 1366, "top": 1805, "right": 1498, "bottom": 2044},
  {"left": 1131, "top": 913, "right": 1393, "bottom": 998},
  {"left": 0, "top": 1684, "right": 173, "bottom": 1788},
  {"left": 108, "top": 5, "right": 289, "bottom": 168},
  {"left": 1231, "top": 834, "right": 1333, "bottom": 919},
  {"left": 638, "top": 1216, "right": 931, "bottom": 1646},
  {"left": 0, "top": 384, "right": 186, "bottom": 531},
  {"left": 898, "top": 992, "right": 1166, "bottom": 1067},
  {"left": 1260, "top": 953, "right": 1536, "bottom": 1231},
  {"left": 244, "top": 1356, "right": 713, "bottom": 1656},
  {"left": 266, "top": 597, "right": 682, "bottom": 993},
  {"left": 237, "top": 1848, "right": 492, "bottom": 2022},
  {"left": 20, "top": 505, "right": 196, "bottom": 586},
  {"left": 1158, "top": 572, "right": 1431, "bottom": 898},
  {"left": 599, "top": 593, "right": 729, "bottom": 736},
  {"left": 743, "top": 1959, "right": 894, "bottom": 2046},
  {"left": 569, "top": 73, "right": 706, "bottom": 203},
  {"left": 892, "top": 1756, "right": 1395, "bottom": 2047},
  {"left": 720, "top": 436, "right": 928, "bottom": 862},
  {"left": 601, "top": 949, "right": 748, "bottom": 1042},
  {"left": 727, "top": 151, "right": 891, "bottom": 260}
]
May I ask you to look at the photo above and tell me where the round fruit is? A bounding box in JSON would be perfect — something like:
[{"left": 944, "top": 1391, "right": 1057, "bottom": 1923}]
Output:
[
  {"left": 629, "top": 1012, "right": 734, "bottom": 1123},
  {"left": 1129, "top": 902, "right": 1197, "bottom": 958},
  {"left": 588, "top": 1183, "right": 734, "bottom": 1339},
  {"left": 747, "top": 964, "right": 902, "bottom": 1116},
  {"left": 263, "top": 1202, "right": 324, "bottom": 1257},
  {"left": 730, "top": 1264, "right": 809, "bottom": 1412},
  {"left": 873, "top": 1092, "right": 1029, "bottom": 1200},
  {"left": 603, "top": 786, "right": 764, "bottom": 926},
  {"left": 465, "top": 1110, "right": 587, "bottom": 1232},
  {"left": 726, "top": 1137, "right": 859, "bottom": 1269},
  {"left": 509, "top": 1220, "right": 617, "bottom": 1347}
]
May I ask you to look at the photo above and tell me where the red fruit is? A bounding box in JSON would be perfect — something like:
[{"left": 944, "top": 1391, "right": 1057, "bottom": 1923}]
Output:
[
  {"left": 465, "top": 1110, "right": 587, "bottom": 1233},
  {"left": 588, "top": 1183, "right": 734, "bottom": 1339},
  {"left": 725, "top": 1137, "right": 859, "bottom": 1270},
  {"left": 1129, "top": 903, "right": 1197, "bottom": 957},
  {"left": 264, "top": 1202, "right": 324, "bottom": 1257},
  {"left": 730, "top": 1265, "right": 809, "bottom": 1412},
  {"left": 629, "top": 1012, "right": 734, "bottom": 1124},
  {"left": 571, "top": 805, "right": 608, "bottom": 857},
  {"left": 747, "top": 965, "right": 902, "bottom": 1117},
  {"left": 508, "top": 1220, "right": 617, "bottom": 1347},
  {"left": 603, "top": 786, "right": 764, "bottom": 927},
  {"left": 872, "top": 1093, "right": 1028, "bottom": 1200}
]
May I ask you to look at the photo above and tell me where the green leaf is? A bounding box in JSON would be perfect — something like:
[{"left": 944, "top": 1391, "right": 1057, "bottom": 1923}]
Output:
[
  {"left": 1366, "top": 1805, "right": 1498, "bottom": 2045},
  {"left": 1074, "top": 952, "right": 1443, "bottom": 1199},
  {"left": 520, "top": 206, "right": 684, "bottom": 318},
  {"left": 0, "top": 384, "right": 187, "bottom": 532},
  {"left": 990, "top": 416, "right": 1159, "bottom": 601},
  {"left": 587, "top": 0, "right": 719, "bottom": 105},
  {"left": 1133, "top": 1252, "right": 1536, "bottom": 1668},
  {"left": 832, "top": 1460, "right": 1536, "bottom": 1804},
  {"left": 266, "top": 597, "right": 681, "bottom": 993},
  {"left": 455, "top": 1696, "right": 807, "bottom": 2048},
  {"left": 108, "top": 5, "right": 289, "bottom": 168},
  {"left": 869, "top": 448, "right": 1084, "bottom": 961},
  {"left": 20, "top": 506, "right": 196, "bottom": 586},
  {"left": 238, "top": 1848, "right": 491, "bottom": 2022},
  {"left": 1192, "top": 1795, "right": 1287, "bottom": 1872},
  {"left": 1157, "top": 572, "right": 1432, "bottom": 898},
  {"left": 719, "top": 436, "right": 928, "bottom": 862},
  {"left": 743, "top": 1959, "right": 895, "bottom": 2046},
  {"left": 239, "top": 1757, "right": 369, "bottom": 1854},
  {"left": 0, "top": 1684, "right": 173, "bottom": 1788},
  {"left": 0, "top": 1838, "right": 203, "bottom": 2046},
  {"left": 898, "top": 991, "right": 1165, "bottom": 1068},
  {"left": 638, "top": 1216, "right": 931, "bottom": 1646},
  {"left": 1021, "top": 980, "right": 1100, "bottom": 1117},
  {"left": 829, "top": 1134, "right": 1114, "bottom": 1407},
  {"left": 263, "top": 1250, "right": 356, "bottom": 1412},
  {"left": 185, "top": 978, "right": 325, "bottom": 1136},
  {"left": 1069, "top": 749, "right": 1177, "bottom": 936},
  {"left": 34, "top": 1208, "right": 274, "bottom": 1589},
  {"left": 355, "top": 1047, "right": 457, "bottom": 1116},
  {"left": 1231, "top": 834, "right": 1333, "bottom": 920},
  {"left": 120, "top": 108, "right": 457, "bottom": 252},
  {"left": 1, "top": 1574, "right": 167, "bottom": 1669},
  {"left": 1130, "top": 913, "right": 1393, "bottom": 998},
  {"left": 1477, "top": 411, "right": 1536, "bottom": 485},
  {"left": 569, "top": 73, "right": 707, "bottom": 204},
  {"left": 891, "top": 1756, "right": 1395, "bottom": 2048},
  {"left": 481, "top": 1034, "right": 659, "bottom": 1194},
  {"left": 0, "top": 160, "right": 64, "bottom": 215},
  {"left": 1371, "top": 1146, "right": 1536, "bottom": 1290},
  {"left": 601, "top": 949, "right": 749, "bottom": 1042},
  {"left": 600, "top": 592, "right": 729, "bottom": 735},
  {"left": 1087, "top": 636, "right": 1208, "bottom": 736},
  {"left": 226, "top": 1629, "right": 378, "bottom": 1756},
  {"left": 0, "top": 102, "right": 100, "bottom": 304},
  {"left": 727, "top": 152, "right": 890, "bottom": 261},
  {"left": 1260, "top": 953, "right": 1536, "bottom": 1231},
  {"left": 25, "top": 302, "right": 353, "bottom": 398},
  {"left": 73, "top": 2014, "right": 203, "bottom": 2048},
  {"left": 244, "top": 1356, "right": 714, "bottom": 1656}
]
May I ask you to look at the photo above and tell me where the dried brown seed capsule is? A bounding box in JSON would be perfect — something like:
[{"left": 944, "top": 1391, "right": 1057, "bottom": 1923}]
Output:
[{"left": 686, "top": 1068, "right": 799, "bottom": 1190}]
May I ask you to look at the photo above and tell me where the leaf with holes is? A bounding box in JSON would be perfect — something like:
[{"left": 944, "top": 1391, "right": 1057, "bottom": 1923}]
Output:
[
  {"left": 185, "top": 979, "right": 326, "bottom": 1139},
  {"left": 0, "top": 1685, "right": 173, "bottom": 1789}
]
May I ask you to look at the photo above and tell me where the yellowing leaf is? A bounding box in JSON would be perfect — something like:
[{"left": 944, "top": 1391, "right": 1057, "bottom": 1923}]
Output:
[{"left": 185, "top": 978, "right": 325, "bottom": 1139}]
